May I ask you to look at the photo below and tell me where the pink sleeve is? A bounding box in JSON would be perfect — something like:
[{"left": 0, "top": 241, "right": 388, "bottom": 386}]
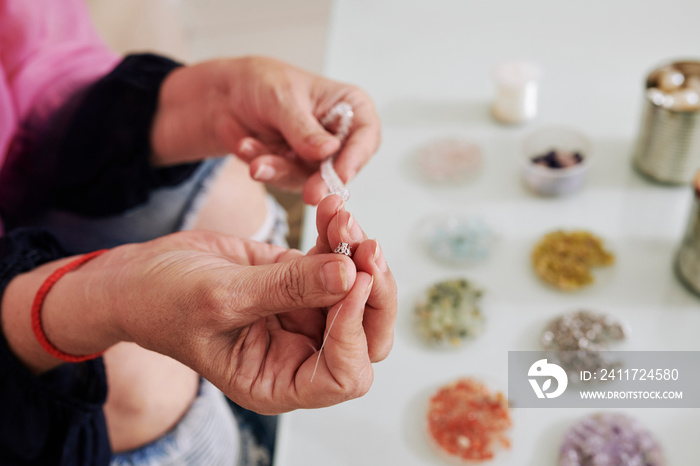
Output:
[{"left": 0, "top": 0, "right": 120, "bottom": 158}]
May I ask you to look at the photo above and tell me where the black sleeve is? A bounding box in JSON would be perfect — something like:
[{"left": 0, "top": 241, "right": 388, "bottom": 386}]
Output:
[
  {"left": 0, "top": 53, "right": 201, "bottom": 221},
  {"left": 0, "top": 229, "right": 111, "bottom": 465},
  {"left": 53, "top": 54, "right": 200, "bottom": 216}
]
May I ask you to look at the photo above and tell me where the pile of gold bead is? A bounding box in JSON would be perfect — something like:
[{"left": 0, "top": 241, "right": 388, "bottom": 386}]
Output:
[{"left": 531, "top": 230, "right": 614, "bottom": 291}]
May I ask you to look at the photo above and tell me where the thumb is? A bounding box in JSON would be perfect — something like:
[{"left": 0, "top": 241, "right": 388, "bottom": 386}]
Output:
[
  {"left": 277, "top": 105, "right": 340, "bottom": 161},
  {"left": 238, "top": 254, "right": 357, "bottom": 316}
]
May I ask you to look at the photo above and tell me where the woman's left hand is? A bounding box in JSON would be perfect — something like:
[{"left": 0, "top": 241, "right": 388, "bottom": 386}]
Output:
[{"left": 150, "top": 56, "right": 381, "bottom": 205}]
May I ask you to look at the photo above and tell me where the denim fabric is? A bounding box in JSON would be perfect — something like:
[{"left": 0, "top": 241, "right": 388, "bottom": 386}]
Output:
[
  {"left": 249, "top": 195, "right": 289, "bottom": 247},
  {"left": 17, "top": 158, "right": 225, "bottom": 253},
  {"left": 110, "top": 380, "right": 239, "bottom": 466}
]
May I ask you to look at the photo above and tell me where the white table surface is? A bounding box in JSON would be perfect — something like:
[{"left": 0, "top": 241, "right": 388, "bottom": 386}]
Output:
[{"left": 275, "top": 1, "right": 700, "bottom": 464}]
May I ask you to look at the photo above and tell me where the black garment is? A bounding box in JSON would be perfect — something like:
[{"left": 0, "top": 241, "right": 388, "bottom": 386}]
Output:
[
  {"left": 0, "top": 54, "right": 200, "bottom": 225},
  {"left": 0, "top": 53, "right": 280, "bottom": 466},
  {"left": 0, "top": 53, "right": 192, "bottom": 465},
  {"left": 0, "top": 229, "right": 110, "bottom": 466}
]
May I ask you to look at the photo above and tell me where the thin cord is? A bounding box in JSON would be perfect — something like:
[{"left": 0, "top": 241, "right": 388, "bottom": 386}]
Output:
[{"left": 310, "top": 304, "right": 343, "bottom": 382}]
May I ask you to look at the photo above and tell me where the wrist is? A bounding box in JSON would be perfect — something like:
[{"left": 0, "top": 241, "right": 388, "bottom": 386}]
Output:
[
  {"left": 2, "top": 252, "right": 122, "bottom": 373},
  {"left": 150, "top": 61, "right": 232, "bottom": 164}
]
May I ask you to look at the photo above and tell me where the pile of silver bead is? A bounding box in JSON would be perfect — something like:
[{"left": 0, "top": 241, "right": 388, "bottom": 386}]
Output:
[{"left": 541, "top": 310, "right": 627, "bottom": 382}]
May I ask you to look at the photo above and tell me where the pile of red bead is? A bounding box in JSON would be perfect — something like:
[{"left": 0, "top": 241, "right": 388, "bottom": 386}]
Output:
[{"left": 427, "top": 378, "right": 512, "bottom": 462}]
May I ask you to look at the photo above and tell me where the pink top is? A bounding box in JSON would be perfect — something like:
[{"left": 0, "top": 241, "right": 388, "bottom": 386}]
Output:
[{"left": 0, "top": 0, "right": 120, "bottom": 232}]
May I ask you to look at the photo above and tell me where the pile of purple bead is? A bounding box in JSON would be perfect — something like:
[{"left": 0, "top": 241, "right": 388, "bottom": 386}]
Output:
[
  {"left": 532, "top": 150, "right": 584, "bottom": 169},
  {"left": 559, "top": 413, "right": 666, "bottom": 466}
]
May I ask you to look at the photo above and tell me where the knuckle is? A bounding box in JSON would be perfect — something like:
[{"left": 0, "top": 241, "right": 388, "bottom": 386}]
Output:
[
  {"left": 344, "top": 85, "right": 366, "bottom": 101},
  {"left": 336, "top": 368, "right": 373, "bottom": 401},
  {"left": 194, "top": 278, "right": 230, "bottom": 318},
  {"left": 270, "top": 79, "right": 293, "bottom": 108},
  {"left": 276, "top": 262, "right": 307, "bottom": 308},
  {"left": 350, "top": 372, "right": 374, "bottom": 399}
]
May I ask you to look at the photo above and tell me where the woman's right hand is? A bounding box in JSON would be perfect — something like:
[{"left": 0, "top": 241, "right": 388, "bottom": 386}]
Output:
[
  {"left": 3, "top": 205, "right": 396, "bottom": 413},
  {"left": 97, "top": 230, "right": 362, "bottom": 413},
  {"left": 2, "top": 222, "right": 394, "bottom": 415}
]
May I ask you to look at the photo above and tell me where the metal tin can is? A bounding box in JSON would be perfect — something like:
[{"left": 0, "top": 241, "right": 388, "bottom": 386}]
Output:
[
  {"left": 676, "top": 172, "right": 700, "bottom": 296},
  {"left": 632, "top": 61, "right": 700, "bottom": 185}
]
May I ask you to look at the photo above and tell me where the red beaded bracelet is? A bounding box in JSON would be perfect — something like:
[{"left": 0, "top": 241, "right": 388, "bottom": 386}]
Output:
[{"left": 30, "top": 249, "right": 109, "bottom": 363}]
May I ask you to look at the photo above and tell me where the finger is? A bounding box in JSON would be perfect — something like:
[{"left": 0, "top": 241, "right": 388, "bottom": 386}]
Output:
[
  {"left": 300, "top": 117, "right": 381, "bottom": 206},
  {"left": 325, "top": 271, "right": 373, "bottom": 355},
  {"left": 234, "top": 137, "right": 273, "bottom": 163},
  {"left": 326, "top": 209, "right": 367, "bottom": 255},
  {"left": 311, "top": 194, "right": 345, "bottom": 254},
  {"left": 233, "top": 253, "right": 357, "bottom": 318},
  {"left": 334, "top": 125, "right": 381, "bottom": 182},
  {"left": 249, "top": 154, "right": 315, "bottom": 191},
  {"left": 301, "top": 172, "right": 329, "bottom": 206},
  {"left": 276, "top": 103, "right": 341, "bottom": 162},
  {"left": 299, "top": 272, "right": 375, "bottom": 402},
  {"left": 272, "top": 307, "right": 327, "bottom": 343},
  {"left": 332, "top": 98, "right": 381, "bottom": 183},
  {"left": 351, "top": 240, "right": 397, "bottom": 362}
]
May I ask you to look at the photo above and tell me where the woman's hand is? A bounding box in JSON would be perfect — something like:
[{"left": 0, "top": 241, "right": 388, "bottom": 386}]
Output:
[
  {"left": 150, "top": 56, "right": 381, "bottom": 205},
  {"left": 108, "top": 199, "right": 394, "bottom": 413},
  {"left": 2, "top": 199, "right": 395, "bottom": 414},
  {"left": 99, "top": 231, "right": 356, "bottom": 413}
]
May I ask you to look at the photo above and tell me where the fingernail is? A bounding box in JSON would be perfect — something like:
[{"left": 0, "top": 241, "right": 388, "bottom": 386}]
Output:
[
  {"left": 321, "top": 261, "right": 347, "bottom": 294},
  {"left": 238, "top": 140, "right": 254, "bottom": 157},
  {"left": 308, "top": 134, "right": 334, "bottom": 151},
  {"left": 343, "top": 214, "right": 362, "bottom": 242},
  {"left": 365, "top": 275, "right": 375, "bottom": 296},
  {"left": 253, "top": 164, "right": 275, "bottom": 181},
  {"left": 319, "top": 139, "right": 338, "bottom": 155},
  {"left": 373, "top": 240, "right": 388, "bottom": 272}
]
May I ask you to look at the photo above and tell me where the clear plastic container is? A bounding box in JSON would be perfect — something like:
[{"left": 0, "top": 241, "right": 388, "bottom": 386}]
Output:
[{"left": 521, "top": 126, "right": 592, "bottom": 196}]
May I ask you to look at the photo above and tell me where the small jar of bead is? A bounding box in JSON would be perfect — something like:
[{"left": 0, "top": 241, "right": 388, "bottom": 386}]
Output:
[{"left": 521, "top": 126, "right": 592, "bottom": 196}]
